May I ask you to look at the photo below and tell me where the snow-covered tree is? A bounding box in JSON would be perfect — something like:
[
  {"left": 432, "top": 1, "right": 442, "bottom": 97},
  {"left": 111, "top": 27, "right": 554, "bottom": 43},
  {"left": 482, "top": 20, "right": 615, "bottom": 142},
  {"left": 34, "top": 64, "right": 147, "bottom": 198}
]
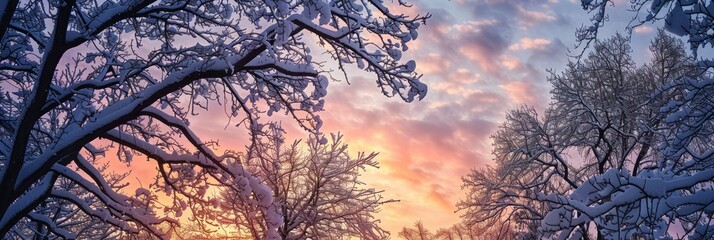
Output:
[
  {"left": 577, "top": 0, "right": 714, "bottom": 59},
  {"left": 397, "top": 221, "right": 511, "bottom": 240},
  {"left": 458, "top": 29, "right": 714, "bottom": 239},
  {"left": 399, "top": 221, "right": 433, "bottom": 240},
  {"left": 208, "top": 125, "right": 393, "bottom": 239},
  {"left": 0, "top": 0, "right": 428, "bottom": 238},
  {"left": 10, "top": 162, "right": 128, "bottom": 239},
  {"left": 434, "top": 222, "right": 514, "bottom": 240}
]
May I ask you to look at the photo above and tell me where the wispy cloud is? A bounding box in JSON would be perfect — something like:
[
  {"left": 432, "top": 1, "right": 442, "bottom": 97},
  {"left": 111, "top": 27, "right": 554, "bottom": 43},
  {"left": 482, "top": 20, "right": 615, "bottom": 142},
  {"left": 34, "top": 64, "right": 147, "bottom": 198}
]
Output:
[{"left": 510, "top": 38, "right": 553, "bottom": 50}]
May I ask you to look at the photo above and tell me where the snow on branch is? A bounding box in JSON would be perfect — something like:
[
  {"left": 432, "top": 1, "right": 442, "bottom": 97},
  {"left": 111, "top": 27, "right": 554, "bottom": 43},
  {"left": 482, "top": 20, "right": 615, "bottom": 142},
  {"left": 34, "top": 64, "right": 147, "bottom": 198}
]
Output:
[
  {"left": 460, "top": 30, "right": 714, "bottom": 238},
  {"left": 0, "top": 0, "right": 429, "bottom": 238}
]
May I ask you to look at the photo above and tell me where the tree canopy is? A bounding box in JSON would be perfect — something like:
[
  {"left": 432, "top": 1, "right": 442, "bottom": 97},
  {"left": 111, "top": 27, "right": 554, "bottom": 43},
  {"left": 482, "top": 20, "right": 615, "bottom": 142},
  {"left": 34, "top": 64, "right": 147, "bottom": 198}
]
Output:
[
  {"left": 459, "top": 0, "right": 714, "bottom": 237},
  {"left": 0, "top": 0, "right": 428, "bottom": 238}
]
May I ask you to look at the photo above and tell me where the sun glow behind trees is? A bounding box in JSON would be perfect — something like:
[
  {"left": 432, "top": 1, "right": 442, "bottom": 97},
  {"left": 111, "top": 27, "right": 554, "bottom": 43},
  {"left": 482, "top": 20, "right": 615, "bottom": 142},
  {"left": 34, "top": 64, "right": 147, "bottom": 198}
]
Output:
[{"left": 0, "top": 0, "right": 428, "bottom": 238}]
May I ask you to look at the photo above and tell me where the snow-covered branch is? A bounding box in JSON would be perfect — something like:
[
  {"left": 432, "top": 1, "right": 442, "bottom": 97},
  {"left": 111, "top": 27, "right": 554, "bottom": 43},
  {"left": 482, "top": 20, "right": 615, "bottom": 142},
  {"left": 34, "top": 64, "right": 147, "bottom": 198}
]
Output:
[
  {"left": 0, "top": 0, "right": 428, "bottom": 238},
  {"left": 460, "top": 30, "right": 714, "bottom": 238}
]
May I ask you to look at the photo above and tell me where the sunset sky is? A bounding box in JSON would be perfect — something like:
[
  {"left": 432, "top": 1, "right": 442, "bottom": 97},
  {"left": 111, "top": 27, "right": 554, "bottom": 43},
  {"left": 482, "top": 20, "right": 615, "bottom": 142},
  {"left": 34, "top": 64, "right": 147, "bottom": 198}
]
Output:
[
  {"left": 4, "top": 0, "right": 710, "bottom": 238},
  {"left": 186, "top": 0, "right": 665, "bottom": 235}
]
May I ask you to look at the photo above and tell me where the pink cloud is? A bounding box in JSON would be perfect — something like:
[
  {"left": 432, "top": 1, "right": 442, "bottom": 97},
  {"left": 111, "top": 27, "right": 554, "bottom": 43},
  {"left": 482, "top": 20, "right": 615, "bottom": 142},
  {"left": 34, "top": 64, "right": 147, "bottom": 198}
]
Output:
[
  {"left": 417, "top": 53, "right": 454, "bottom": 74},
  {"left": 517, "top": 7, "right": 556, "bottom": 27},
  {"left": 437, "top": 21, "right": 508, "bottom": 74},
  {"left": 509, "top": 38, "right": 553, "bottom": 50},
  {"left": 431, "top": 69, "right": 481, "bottom": 95},
  {"left": 500, "top": 81, "right": 543, "bottom": 108},
  {"left": 633, "top": 25, "right": 654, "bottom": 34},
  {"left": 500, "top": 55, "right": 522, "bottom": 70}
]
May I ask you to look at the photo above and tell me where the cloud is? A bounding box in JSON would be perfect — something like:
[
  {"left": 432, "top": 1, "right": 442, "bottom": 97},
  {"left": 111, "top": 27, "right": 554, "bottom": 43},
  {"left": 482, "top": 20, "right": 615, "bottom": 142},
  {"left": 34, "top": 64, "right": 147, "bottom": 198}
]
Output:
[
  {"left": 431, "top": 68, "right": 481, "bottom": 95},
  {"left": 529, "top": 37, "right": 567, "bottom": 58},
  {"left": 418, "top": 53, "right": 454, "bottom": 74},
  {"left": 456, "top": 22, "right": 512, "bottom": 74},
  {"left": 499, "top": 80, "right": 546, "bottom": 109},
  {"left": 633, "top": 25, "right": 654, "bottom": 34},
  {"left": 510, "top": 38, "right": 553, "bottom": 50},
  {"left": 499, "top": 55, "right": 521, "bottom": 70},
  {"left": 459, "top": 0, "right": 559, "bottom": 27},
  {"left": 518, "top": 8, "right": 557, "bottom": 25}
]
